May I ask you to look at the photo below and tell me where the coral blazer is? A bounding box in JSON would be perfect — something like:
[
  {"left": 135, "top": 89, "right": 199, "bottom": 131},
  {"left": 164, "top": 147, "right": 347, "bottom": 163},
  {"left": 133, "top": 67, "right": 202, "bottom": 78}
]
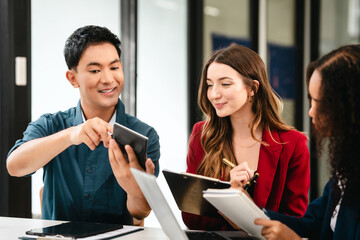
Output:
[{"left": 182, "top": 121, "right": 310, "bottom": 230}]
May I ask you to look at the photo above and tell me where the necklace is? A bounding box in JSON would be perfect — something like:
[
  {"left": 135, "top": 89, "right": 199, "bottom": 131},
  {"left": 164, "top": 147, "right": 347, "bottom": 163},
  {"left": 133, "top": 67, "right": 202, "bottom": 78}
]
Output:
[{"left": 237, "top": 137, "right": 262, "bottom": 148}]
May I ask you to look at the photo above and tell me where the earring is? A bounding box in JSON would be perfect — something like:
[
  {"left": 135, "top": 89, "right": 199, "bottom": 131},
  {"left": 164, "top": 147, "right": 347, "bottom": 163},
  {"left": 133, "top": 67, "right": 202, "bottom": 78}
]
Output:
[{"left": 248, "top": 95, "right": 253, "bottom": 103}]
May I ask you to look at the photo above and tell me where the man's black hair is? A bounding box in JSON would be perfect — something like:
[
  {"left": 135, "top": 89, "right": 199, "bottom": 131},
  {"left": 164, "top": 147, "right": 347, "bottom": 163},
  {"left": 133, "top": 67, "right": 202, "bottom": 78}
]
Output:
[{"left": 64, "top": 25, "right": 121, "bottom": 70}]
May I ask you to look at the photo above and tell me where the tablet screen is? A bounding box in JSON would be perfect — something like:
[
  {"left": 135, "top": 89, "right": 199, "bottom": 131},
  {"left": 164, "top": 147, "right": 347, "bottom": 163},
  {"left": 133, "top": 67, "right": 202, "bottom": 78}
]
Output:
[
  {"left": 26, "top": 221, "right": 123, "bottom": 238},
  {"left": 112, "top": 122, "right": 148, "bottom": 170}
]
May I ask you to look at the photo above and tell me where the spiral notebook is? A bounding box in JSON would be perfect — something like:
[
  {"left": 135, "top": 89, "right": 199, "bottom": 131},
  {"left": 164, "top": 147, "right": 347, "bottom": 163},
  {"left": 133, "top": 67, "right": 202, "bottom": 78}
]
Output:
[{"left": 203, "top": 189, "right": 269, "bottom": 240}]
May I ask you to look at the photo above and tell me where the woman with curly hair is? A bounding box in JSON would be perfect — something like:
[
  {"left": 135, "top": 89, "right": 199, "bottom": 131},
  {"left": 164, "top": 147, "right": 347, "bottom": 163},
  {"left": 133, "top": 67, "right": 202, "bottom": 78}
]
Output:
[
  {"left": 255, "top": 44, "right": 360, "bottom": 239},
  {"left": 182, "top": 44, "right": 310, "bottom": 230}
]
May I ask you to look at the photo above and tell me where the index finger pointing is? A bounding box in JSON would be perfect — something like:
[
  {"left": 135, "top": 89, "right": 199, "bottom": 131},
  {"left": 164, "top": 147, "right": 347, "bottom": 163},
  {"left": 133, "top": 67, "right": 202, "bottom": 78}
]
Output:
[{"left": 106, "top": 123, "right": 113, "bottom": 135}]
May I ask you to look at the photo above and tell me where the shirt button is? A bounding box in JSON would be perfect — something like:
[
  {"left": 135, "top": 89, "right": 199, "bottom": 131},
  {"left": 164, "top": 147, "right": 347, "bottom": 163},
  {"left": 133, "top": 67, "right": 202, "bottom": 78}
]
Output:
[
  {"left": 87, "top": 168, "right": 92, "bottom": 173},
  {"left": 85, "top": 193, "right": 90, "bottom": 199}
]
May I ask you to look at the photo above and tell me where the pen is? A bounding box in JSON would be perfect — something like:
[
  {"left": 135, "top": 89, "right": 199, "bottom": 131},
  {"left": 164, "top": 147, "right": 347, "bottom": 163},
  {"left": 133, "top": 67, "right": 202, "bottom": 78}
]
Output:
[
  {"left": 243, "top": 172, "right": 259, "bottom": 190},
  {"left": 222, "top": 158, "right": 236, "bottom": 168},
  {"left": 222, "top": 158, "right": 258, "bottom": 190}
]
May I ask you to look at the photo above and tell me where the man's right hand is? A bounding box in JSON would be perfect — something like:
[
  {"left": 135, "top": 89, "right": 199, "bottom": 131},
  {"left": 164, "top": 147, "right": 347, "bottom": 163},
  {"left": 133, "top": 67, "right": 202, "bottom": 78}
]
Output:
[
  {"left": 7, "top": 117, "right": 113, "bottom": 177},
  {"left": 69, "top": 117, "right": 113, "bottom": 149}
]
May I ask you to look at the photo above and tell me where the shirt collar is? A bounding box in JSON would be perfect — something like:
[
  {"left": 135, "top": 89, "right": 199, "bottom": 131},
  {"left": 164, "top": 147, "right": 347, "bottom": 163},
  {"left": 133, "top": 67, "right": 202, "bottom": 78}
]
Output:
[
  {"left": 80, "top": 107, "right": 117, "bottom": 125},
  {"left": 74, "top": 99, "right": 125, "bottom": 126},
  {"left": 109, "top": 110, "right": 117, "bottom": 125}
]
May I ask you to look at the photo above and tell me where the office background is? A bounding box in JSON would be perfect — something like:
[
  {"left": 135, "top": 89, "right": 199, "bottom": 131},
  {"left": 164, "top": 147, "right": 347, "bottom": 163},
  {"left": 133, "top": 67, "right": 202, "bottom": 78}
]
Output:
[{"left": 1, "top": 0, "right": 359, "bottom": 228}]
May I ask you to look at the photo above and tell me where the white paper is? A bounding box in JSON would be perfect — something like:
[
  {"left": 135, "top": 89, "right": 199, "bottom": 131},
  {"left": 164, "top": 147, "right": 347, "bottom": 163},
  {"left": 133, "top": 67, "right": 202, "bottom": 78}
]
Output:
[
  {"left": 203, "top": 188, "right": 268, "bottom": 240},
  {"left": 78, "top": 225, "right": 142, "bottom": 239}
]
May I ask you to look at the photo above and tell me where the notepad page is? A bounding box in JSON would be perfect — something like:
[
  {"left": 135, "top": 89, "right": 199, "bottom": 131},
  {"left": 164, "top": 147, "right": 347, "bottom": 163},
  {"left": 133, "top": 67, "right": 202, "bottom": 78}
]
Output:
[{"left": 203, "top": 189, "right": 268, "bottom": 240}]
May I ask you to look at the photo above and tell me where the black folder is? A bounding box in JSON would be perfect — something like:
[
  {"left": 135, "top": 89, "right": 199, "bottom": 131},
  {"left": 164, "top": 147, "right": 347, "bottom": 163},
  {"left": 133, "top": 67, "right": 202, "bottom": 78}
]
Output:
[
  {"left": 162, "top": 169, "right": 231, "bottom": 217},
  {"left": 26, "top": 221, "right": 123, "bottom": 238}
]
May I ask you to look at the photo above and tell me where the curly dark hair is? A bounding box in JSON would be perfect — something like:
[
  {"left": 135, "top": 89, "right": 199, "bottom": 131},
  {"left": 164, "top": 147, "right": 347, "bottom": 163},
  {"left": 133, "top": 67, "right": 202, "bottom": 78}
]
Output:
[
  {"left": 64, "top": 25, "right": 121, "bottom": 70},
  {"left": 306, "top": 44, "right": 360, "bottom": 205}
]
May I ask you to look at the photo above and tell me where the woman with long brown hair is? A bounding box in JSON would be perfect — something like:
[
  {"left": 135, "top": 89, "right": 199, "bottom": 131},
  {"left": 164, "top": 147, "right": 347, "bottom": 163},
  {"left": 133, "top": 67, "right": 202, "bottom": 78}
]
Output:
[{"left": 182, "top": 44, "right": 310, "bottom": 230}]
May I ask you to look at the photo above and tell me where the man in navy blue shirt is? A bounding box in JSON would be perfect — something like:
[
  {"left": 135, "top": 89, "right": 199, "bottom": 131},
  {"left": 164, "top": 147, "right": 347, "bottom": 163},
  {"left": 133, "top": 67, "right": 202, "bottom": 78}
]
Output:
[{"left": 6, "top": 25, "right": 160, "bottom": 225}]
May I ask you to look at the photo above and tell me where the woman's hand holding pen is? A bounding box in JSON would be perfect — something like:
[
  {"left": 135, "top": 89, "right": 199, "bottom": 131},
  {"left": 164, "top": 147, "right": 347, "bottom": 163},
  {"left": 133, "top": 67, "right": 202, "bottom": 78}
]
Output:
[{"left": 229, "top": 161, "right": 255, "bottom": 188}]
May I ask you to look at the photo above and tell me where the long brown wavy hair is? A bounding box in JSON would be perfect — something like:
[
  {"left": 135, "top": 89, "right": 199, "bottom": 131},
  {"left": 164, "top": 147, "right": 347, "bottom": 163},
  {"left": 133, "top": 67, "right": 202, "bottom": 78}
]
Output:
[
  {"left": 306, "top": 44, "right": 360, "bottom": 206},
  {"left": 196, "top": 44, "right": 293, "bottom": 180}
]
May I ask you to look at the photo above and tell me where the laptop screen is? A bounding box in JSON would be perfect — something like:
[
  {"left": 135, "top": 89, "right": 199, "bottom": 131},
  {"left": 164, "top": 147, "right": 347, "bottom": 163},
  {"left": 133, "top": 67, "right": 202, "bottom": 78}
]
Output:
[{"left": 130, "top": 168, "right": 189, "bottom": 240}]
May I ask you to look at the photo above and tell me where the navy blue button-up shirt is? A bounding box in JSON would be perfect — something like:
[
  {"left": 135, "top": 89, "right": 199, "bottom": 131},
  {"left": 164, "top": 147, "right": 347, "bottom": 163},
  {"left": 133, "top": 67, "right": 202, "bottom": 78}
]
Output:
[{"left": 8, "top": 99, "right": 160, "bottom": 224}]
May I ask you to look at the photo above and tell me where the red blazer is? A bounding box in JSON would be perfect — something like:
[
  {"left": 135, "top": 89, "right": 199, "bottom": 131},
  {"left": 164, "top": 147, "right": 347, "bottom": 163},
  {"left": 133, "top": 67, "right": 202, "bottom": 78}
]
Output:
[{"left": 182, "top": 121, "right": 310, "bottom": 230}]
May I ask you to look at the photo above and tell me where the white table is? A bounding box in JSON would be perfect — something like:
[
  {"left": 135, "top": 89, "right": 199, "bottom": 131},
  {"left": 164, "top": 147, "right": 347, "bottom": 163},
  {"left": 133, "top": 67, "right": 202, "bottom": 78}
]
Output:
[{"left": 0, "top": 216, "right": 168, "bottom": 240}]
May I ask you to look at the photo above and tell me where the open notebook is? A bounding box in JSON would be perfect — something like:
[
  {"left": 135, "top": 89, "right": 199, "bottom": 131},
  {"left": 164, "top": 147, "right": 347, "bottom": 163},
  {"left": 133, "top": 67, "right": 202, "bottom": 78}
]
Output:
[
  {"left": 130, "top": 168, "right": 254, "bottom": 240},
  {"left": 203, "top": 188, "right": 269, "bottom": 240}
]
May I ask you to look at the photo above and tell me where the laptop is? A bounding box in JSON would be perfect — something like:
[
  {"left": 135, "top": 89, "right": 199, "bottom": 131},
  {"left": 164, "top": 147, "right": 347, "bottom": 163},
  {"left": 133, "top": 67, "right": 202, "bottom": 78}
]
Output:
[{"left": 130, "top": 168, "right": 254, "bottom": 240}]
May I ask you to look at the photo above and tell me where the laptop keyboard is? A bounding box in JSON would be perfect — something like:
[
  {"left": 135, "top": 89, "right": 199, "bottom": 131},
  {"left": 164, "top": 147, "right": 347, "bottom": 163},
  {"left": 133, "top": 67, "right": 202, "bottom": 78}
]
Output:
[{"left": 185, "top": 231, "right": 229, "bottom": 240}]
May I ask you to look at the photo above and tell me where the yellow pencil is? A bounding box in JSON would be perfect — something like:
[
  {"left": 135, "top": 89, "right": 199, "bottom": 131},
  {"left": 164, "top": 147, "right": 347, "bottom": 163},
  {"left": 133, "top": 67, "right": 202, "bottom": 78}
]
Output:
[{"left": 222, "top": 158, "right": 236, "bottom": 168}]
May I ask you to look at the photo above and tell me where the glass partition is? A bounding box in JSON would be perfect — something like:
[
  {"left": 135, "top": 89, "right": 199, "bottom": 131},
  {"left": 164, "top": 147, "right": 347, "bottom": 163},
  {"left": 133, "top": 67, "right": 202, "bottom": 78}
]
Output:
[
  {"left": 203, "top": 0, "right": 250, "bottom": 60},
  {"left": 320, "top": 0, "right": 360, "bottom": 56},
  {"left": 137, "top": 0, "right": 188, "bottom": 228},
  {"left": 267, "top": 0, "right": 297, "bottom": 126}
]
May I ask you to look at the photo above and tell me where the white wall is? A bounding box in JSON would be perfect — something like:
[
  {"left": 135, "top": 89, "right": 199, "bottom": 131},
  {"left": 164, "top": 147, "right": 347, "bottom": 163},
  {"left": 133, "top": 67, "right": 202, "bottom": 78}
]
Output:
[
  {"left": 137, "top": 0, "right": 188, "bottom": 228},
  {"left": 31, "top": 0, "right": 120, "bottom": 217}
]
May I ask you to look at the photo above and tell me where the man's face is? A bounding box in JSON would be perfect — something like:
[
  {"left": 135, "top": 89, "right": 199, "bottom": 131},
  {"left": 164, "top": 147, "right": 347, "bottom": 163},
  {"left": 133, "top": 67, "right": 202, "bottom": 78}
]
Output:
[{"left": 68, "top": 42, "right": 124, "bottom": 114}]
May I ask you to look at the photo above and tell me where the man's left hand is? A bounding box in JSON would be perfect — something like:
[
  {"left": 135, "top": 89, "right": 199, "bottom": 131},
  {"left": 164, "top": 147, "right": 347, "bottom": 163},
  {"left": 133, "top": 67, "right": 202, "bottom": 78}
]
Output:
[{"left": 108, "top": 139, "right": 154, "bottom": 219}]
